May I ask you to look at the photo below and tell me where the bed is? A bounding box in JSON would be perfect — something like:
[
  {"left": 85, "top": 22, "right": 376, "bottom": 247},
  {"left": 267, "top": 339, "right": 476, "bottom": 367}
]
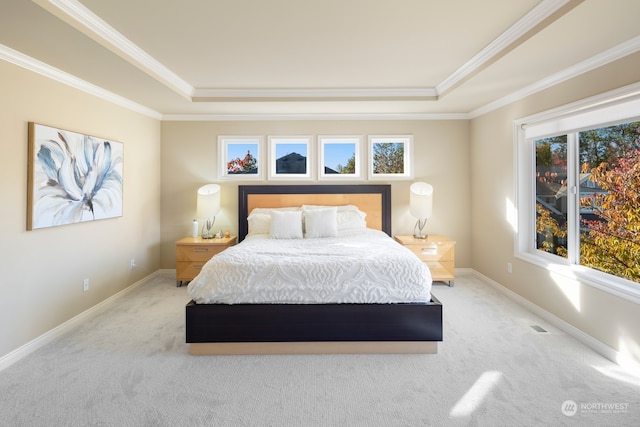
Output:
[{"left": 185, "top": 184, "right": 443, "bottom": 355}]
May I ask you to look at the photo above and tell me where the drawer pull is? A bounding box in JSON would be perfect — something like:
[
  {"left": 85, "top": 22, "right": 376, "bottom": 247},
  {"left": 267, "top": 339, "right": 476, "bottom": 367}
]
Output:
[
  {"left": 421, "top": 247, "right": 437, "bottom": 255},
  {"left": 193, "top": 248, "right": 209, "bottom": 252}
]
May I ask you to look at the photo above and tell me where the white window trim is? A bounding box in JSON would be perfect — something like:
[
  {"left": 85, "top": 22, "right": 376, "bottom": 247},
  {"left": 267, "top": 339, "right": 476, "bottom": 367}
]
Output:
[{"left": 514, "top": 82, "right": 640, "bottom": 304}]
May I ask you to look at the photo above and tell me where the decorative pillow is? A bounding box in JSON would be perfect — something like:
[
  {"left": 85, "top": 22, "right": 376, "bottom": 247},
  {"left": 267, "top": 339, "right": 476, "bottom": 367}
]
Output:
[
  {"left": 301, "top": 204, "right": 366, "bottom": 230},
  {"left": 303, "top": 207, "right": 338, "bottom": 238},
  {"left": 249, "top": 206, "right": 299, "bottom": 216},
  {"left": 247, "top": 213, "right": 271, "bottom": 235},
  {"left": 302, "top": 204, "right": 359, "bottom": 212},
  {"left": 269, "top": 210, "right": 303, "bottom": 239},
  {"left": 337, "top": 210, "right": 367, "bottom": 230}
]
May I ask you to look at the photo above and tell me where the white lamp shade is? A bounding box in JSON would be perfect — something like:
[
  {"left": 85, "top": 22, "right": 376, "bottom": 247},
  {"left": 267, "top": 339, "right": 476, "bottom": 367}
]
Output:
[
  {"left": 197, "top": 184, "right": 221, "bottom": 218},
  {"left": 409, "top": 182, "right": 433, "bottom": 219}
]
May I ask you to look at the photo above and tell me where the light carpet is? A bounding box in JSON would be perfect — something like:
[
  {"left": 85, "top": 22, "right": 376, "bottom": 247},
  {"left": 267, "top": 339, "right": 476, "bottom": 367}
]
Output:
[{"left": 0, "top": 274, "right": 638, "bottom": 426}]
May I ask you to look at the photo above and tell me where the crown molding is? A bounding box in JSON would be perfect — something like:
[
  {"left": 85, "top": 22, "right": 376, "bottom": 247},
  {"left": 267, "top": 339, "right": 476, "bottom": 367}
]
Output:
[
  {"left": 192, "top": 87, "right": 438, "bottom": 102},
  {"left": 33, "top": 0, "right": 194, "bottom": 99},
  {"left": 34, "top": 0, "right": 577, "bottom": 106},
  {"left": 470, "top": 35, "right": 640, "bottom": 118},
  {"left": 0, "top": 44, "right": 162, "bottom": 119},
  {"left": 5, "top": 30, "right": 639, "bottom": 123},
  {"left": 437, "top": 0, "right": 577, "bottom": 96},
  {"left": 161, "top": 112, "right": 471, "bottom": 122}
]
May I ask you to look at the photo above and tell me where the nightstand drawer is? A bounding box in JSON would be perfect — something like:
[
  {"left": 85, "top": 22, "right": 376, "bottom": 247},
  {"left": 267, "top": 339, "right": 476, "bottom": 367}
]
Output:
[
  {"left": 176, "top": 245, "right": 224, "bottom": 262},
  {"left": 394, "top": 235, "right": 456, "bottom": 286},
  {"left": 405, "top": 242, "right": 454, "bottom": 262},
  {"left": 175, "top": 236, "right": 237, "bottom": 286},
  {"left": 176, "top": 261, "right": 208, "bottom": 280},
  {"left": 425, "top": 261, "right": 455, "bottom": 281}
]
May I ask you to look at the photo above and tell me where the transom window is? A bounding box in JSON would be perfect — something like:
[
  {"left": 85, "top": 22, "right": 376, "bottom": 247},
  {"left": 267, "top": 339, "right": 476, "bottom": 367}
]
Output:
[{"left": 515, "top": 85, "right": 640, "bottom": 302}]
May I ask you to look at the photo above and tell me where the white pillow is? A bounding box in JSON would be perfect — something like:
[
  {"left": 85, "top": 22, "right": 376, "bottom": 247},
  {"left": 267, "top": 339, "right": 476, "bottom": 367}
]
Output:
[
  {"left": 302, "top": 204, "right": 359, "bottom": 212},
  {"left": 247, "top": 213, "right": 271, "bottom": 235},
  {"left": 270, "top": 210, "right": 303, "bottom": 239},
  {"left": 303, "top": 207, "right": 338, "bottom": 238},
  {"left": 249, "top": 206, "right": 299, "bottom": 216},
  {"left": 337, "top": 210, "right": 367, "bottom": 230},
  {"left": 301, "top": 204, "right": 366, "bottom": 230}
]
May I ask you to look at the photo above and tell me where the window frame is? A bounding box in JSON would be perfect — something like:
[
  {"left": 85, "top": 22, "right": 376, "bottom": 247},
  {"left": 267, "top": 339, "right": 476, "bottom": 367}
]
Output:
[{"left": 514, "top": 83, "right": 640, "bottom": 304}]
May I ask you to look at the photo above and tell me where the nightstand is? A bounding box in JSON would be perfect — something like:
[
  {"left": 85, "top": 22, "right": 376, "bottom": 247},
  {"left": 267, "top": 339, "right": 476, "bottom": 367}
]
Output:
[
  {"left": 175, "top": 236, "right": 236, "bottom": 287},
  {"left": 394, "top": 235, "right": 455, "bottom": 286}
]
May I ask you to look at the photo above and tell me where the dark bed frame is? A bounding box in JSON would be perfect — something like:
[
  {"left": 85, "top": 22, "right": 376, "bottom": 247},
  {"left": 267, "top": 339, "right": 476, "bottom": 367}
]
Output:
[{"left": 185, "top": 184, "right": 443, "bottom": 354}]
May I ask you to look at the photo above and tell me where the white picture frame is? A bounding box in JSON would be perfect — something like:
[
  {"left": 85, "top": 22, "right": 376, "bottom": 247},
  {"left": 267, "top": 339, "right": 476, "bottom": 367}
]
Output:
[
  {"left": 367, "top": 135, "right": 413, "bottom": 180},
  {"left": 218, "top": 135, "right": 264, "bottom": 180},
  {"left": 268, "top": 135, "right": 313, "bottom": 180},
  {"left": 318, "top": 135, "right": 363, "bottom": 180}
]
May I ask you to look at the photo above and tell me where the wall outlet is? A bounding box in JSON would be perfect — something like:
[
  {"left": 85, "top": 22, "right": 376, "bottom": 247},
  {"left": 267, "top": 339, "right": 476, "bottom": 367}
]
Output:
[
  {"left": 507, "top": 262, "right": 513, "bottom": 274},
  {"left": 130, "top": 259, "right": 136, "bottom": 270},
  {"left": 83, "top": 278, "right": 89, "bottom": 292}
]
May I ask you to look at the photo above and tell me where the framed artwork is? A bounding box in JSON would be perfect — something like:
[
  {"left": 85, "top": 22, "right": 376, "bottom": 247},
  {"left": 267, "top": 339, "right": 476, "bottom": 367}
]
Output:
[
  {"left": 27, "top": 122, "right": 123, "bottom": 230},
  {"left": 368, "top": 135, "right": 413, "bottom": 180},
  {"left": 318, "top": 135, "right": 363, "bottom": 180},
  {"left": 218, "top": 136, "right": 263, "bottom": 180},
  {"left": 268, "top": 136, "right": 313, "bottom": 180}
]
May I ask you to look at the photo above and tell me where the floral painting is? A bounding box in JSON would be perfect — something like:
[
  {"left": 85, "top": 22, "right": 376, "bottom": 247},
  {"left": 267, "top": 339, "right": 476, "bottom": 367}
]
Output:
[{"left": 27, "top": 123, "right": 123, "bottom": 230}]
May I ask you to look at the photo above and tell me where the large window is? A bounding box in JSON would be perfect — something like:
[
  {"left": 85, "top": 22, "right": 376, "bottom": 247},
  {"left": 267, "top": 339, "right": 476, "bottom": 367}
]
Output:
[{"left": 516, "top": 85, "right": 640, "bottom": 302}]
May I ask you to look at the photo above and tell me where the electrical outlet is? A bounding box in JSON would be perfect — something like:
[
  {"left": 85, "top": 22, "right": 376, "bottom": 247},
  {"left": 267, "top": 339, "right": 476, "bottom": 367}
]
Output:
[
  {"left": 83, "top": 278, "right": 89, "bottom": 292},
  {"left": 130, "top": 259, "right": 136, "bottom": 270},
  {"left": 507, "top": 262, "right": 513, "bottom": 273}
]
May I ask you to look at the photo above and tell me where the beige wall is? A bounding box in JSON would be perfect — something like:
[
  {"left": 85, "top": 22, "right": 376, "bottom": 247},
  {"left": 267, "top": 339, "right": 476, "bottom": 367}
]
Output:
[
  {"left": 0, "top": 61, "right": 162, "bottom": 359},
  {"left": 160, "top": 120, "right": 471, "bottom": 268},
  {"left": 470, "top": 51, "right": 640, "bottom": 365}
]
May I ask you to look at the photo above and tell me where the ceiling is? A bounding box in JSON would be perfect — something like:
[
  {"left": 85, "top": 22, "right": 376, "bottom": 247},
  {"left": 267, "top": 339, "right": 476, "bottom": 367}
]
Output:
[{"left": 1, "top": 0, "right": 639, "bottom": 120}]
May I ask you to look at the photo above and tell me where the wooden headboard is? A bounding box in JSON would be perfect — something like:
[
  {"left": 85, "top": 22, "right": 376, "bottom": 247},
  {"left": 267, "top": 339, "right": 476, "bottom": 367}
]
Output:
[{"left": 238, "top": 185, "right": 391, "bottom": 241}]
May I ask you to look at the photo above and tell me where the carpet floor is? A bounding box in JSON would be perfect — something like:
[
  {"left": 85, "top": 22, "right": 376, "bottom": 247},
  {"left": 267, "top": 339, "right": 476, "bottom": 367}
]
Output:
[{"left": 0, "top": 273, "right": 638, "bottom": 426}]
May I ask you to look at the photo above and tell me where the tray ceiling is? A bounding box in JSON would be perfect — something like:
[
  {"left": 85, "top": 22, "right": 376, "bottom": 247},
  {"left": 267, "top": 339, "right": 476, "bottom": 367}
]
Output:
[{"left": 1, "top": 0, "right": 639, "bottom": 119}]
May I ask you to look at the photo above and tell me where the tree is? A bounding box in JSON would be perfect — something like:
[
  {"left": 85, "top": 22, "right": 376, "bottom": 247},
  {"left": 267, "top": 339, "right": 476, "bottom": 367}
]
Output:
[
  {"left": 579, "top": 123, "right": 640, "bottom": 168},
  {"left": 227, "top": 150, "right": 257, "bottom": 174},
  {"left": 580, "top": 148, "right": 640, "bottom": 282},
  {"left": 535, "top": 123, "right": 640, "bottom": 283},
  {"left": 336, "top": 154, "right": 356, "bottom": 174},
  {"left": 373, "top": 143, "right": 404, "bottom": 174}
]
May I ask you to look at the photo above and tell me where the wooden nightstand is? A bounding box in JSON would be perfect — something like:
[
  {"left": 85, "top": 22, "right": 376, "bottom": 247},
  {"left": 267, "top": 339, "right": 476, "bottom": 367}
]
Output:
[
  {"left": 394, "top": 235, "right": 456, "bottom": 286},
  {"left": 176, "top": 236, "right": 236, "bottom": 287}
]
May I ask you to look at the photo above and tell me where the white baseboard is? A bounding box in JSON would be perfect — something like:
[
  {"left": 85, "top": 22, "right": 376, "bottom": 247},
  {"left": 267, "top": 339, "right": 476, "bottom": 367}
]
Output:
[
  {"left": 0, "top": 271, "right": 163, "bottom": 372},
  {"left": 472, "top": 270, "right": 640, "bottom": 373}
]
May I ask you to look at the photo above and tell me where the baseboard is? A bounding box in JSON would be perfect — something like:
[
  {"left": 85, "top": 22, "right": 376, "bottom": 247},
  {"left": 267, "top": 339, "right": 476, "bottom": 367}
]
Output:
[
  {"left": 472, "top": 270, "right": 640, "bottom": 373},
  {"left": 0, "top": 271, "right": 163, "bottom": 372}
]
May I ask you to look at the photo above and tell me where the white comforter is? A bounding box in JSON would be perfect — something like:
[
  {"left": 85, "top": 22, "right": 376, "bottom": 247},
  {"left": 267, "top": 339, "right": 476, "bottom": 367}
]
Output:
[{"left": 187, "top": 229, "right": 432, "bottom": 304}]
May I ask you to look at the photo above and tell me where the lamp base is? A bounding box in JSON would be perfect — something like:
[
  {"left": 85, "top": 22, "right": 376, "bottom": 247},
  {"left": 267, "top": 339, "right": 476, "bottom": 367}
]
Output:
[
  {"left": 201, "top": 218, "right": 216, "bottom": 239},
  {"left": 413, "top": 219, "right": 429, "bottom": 240}
]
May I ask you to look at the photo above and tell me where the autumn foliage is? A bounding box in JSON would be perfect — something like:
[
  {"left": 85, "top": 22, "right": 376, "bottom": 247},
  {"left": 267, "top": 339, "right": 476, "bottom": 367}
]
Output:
[
  {"left": 580, "top": 149, "right": 640, "bottom": 282},
  {"left": 537, "top": 146, "right": 640, "bottom": 283},
  {"left": 227, "top": 150, "right": 257, "bottom": 174}
]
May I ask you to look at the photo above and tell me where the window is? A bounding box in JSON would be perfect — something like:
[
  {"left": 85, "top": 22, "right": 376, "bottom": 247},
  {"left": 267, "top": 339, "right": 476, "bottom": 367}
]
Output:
[{"left": 515, "top": 84, "right": 640, "bottom": 302}]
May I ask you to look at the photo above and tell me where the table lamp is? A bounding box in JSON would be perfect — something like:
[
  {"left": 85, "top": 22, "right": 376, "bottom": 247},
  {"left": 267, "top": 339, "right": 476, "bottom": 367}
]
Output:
[
  {"left": 197, "top": 184, "right": 221, "bottom": 238},
  {"left": 409, "top": 182, "right": 433, "bottom": 239}
]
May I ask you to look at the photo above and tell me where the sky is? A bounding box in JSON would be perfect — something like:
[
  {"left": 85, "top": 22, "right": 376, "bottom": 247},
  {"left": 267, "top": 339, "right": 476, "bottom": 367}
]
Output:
[
  {"left": 323, "top": 142, "right": 355, "bottom": 170},
  {"left": 226, "top": 143, "right": 258, "bottom": 161}
]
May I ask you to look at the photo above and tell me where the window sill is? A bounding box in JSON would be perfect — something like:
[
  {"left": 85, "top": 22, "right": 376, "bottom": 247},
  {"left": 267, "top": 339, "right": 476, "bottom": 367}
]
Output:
[{"left": 515, "top": 252, "right": 640, "bottom": 304}]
